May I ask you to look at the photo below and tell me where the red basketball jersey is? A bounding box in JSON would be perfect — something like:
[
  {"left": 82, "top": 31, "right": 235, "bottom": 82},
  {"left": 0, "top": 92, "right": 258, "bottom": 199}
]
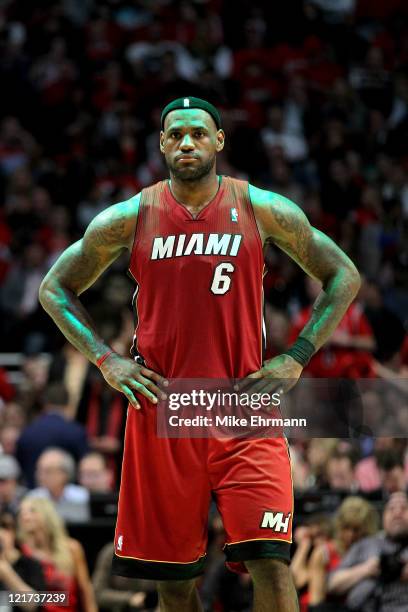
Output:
[{"left": 128, "top": 176, "right": 264, "bottom": 378}]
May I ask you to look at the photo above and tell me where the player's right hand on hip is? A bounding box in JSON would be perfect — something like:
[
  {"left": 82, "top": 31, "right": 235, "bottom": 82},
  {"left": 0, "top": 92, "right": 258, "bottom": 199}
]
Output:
[{"left": 99, "top": 352, "right": 168, "bottom": 409}]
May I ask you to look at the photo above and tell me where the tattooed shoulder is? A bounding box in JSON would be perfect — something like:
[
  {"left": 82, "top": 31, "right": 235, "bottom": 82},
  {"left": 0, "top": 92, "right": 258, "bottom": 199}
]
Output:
[
  {"left": 249, "top": 184, "right": 311, "bottom": 246},
  {"left": 84, "top": 193, "right": 140, "bottom": 251},
  {"left": 250, "top": 183, "right": 359, "bottom": 285}
]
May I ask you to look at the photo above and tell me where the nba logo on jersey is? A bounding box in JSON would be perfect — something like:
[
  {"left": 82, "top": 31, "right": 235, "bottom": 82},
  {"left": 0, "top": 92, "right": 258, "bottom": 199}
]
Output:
[
  {"left": 117, "top": 535, "right": 123, "bottom": 551},
  {"left": 183, "top": 98, "right": 190, "bottom": 107},
  {"left": 231, "top": 208, "right": 238, "bottom": 223}
]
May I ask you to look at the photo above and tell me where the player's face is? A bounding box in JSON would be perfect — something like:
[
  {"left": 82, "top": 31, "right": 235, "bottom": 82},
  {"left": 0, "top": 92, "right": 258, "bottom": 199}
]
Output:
[{"left": 160, "top": 109, "right": 225, "bottom": 182}]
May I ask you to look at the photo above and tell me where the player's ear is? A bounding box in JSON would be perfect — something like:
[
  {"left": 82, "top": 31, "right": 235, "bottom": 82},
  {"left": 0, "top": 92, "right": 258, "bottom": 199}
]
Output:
[
  {"left": 216, "top": 130, "right": 225, "bottom": 152},
  {"left": 160, "top": 131, "right": 165, "bottom": 154}
]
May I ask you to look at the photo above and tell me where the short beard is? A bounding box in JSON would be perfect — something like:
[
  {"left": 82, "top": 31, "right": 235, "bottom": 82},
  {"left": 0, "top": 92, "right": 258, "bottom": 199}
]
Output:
[{"left": 166, "top": 155, "right": 216, "bottom": 183}]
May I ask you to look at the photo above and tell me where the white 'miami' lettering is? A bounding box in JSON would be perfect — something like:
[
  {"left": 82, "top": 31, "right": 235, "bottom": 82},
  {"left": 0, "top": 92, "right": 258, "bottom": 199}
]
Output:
[
  {"left": 151, "top": 235, "right": 176, "bottom": 260},
  {"left": 151, "top": 233, "right": 242, "bottom": 260},
  {"left": 204, "top": 233, "right": 231, "bottom": 255},
  {"left": 229, "top": 234, "right": 242, "bottom": 256},
  {"left": 175, "top": 234, "right": 186, "bottom": 256},
  {"left": 184, "top": 233, "right": 204, "bottom": 255}
]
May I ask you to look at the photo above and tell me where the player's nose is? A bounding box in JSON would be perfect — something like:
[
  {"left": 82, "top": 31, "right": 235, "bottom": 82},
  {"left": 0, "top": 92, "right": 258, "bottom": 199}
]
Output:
[{"left": 179, "top": 134, "right": 194, "bottom": 150}]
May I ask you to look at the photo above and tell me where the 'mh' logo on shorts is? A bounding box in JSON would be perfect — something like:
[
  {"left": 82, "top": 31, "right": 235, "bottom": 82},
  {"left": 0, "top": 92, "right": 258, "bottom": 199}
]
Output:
[
  {"left": 117, "top": 535, "right": 123, "bottom": 551},
  {"left": 260, "top": 511, "right": 291, "bottom": 533}
]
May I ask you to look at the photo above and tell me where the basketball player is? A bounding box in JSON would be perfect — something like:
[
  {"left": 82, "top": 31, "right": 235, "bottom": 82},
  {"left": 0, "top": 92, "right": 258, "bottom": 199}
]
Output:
[{"left": 39, "top": 97, "right": 361, "bottom": 612}]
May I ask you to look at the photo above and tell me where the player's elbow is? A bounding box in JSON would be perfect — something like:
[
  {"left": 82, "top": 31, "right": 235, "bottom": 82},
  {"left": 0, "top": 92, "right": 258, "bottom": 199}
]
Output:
[
  {"left": 39, "top": 273, "right": 59, "bottom": 310},
  {"left": 344, "top": 261, "right": 361, "bottom": 297},
  {"left": 39, "top": 276, "right": 51, "bottom": 309}
]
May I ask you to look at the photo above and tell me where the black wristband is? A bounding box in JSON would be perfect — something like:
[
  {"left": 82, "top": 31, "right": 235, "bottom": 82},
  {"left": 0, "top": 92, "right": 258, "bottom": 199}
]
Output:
[{"left": 283, "top": 337, "right": 315, "bottom": 367}]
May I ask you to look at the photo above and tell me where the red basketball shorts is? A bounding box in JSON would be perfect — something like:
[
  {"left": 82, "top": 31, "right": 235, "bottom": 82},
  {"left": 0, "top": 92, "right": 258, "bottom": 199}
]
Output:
[{"left": 112, "top": 401, "right": 293, "bottom": 580}]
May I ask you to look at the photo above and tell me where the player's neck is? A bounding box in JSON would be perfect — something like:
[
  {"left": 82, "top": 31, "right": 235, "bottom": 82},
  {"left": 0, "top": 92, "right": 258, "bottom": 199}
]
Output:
[{"left": 169, "top": 172, "right": 220, "bottom": 215}]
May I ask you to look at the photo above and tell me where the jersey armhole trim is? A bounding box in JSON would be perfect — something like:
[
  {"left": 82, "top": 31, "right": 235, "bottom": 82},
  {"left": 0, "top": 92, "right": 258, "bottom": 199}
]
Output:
[
  {"left": 128, "top": 192, "right": 143, "bottom": 277},
  {"left": 246, "top": 183, "right": 264, "bottom": 255}
]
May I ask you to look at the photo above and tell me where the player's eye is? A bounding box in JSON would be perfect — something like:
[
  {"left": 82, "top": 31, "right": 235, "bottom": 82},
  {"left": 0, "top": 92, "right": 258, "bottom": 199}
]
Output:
[
  {"left": 169, "top": 132, "right": 181, "bottom": 139},
  {"left": 194, "top": 131, "right": 204, "bottom": 138}
]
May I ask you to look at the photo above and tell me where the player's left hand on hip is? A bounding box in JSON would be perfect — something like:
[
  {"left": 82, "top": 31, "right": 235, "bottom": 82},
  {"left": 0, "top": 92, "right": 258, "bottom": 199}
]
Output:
[{"left": 236, "top": 354, "right": 303, "bottom": 395}]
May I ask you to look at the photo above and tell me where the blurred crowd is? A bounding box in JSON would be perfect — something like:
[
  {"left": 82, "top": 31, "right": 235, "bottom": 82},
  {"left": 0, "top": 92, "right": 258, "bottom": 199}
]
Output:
[{"left": 0, "top": 0, "right": 407, "bottom": 610}]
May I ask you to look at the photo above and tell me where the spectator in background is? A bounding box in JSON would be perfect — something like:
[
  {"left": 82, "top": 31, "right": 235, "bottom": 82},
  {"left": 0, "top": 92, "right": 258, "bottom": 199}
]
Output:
[
  {"left": 349, "top": 46, "right": 392, "bottom": 116},
  {"left": 47, "top": 342, "right": 89, "bottom": 420},
  {"left": 360, "top": 278, "right": 406, "bottom": 364},
  {"left": 0, "top": 402, "right": 26, "bottom": 456},
  {"left": 16, "top": 383, "right": 89, "bottom": 488},
  {"left": 291, "top": 514, "right": 332, "bottom": 612},
  {"left": 18, "top": 497, "right": 97, "bottom": 612},
  {"left": 0, "top": 117, "right": 38, "bottom": 177},
  {"left": 287, "top": 442, "right": 311, "bottom": 492},
  {"left": 1, "top": 403, "right": 26, "bottom": 431},
  {"left": 0, "top": 512, "right": 45, "bottom": 610},
  {"left": 328, "top": 492, "right": 408, "bottom": 611},
  {"left": 0, "top": 455, "right": 26, "bottom": 516},
  {"left": 0, "top": 425, "right": 21, "bottom": 455},
  {"left": 354, "top": 185, "right": 384, "bottom": 279},
  {"left": 0, "top": 367, "right": 15, "bottom": 402},
  {"left": 355, "top": 438, "right": 407, "bottom": 494},
  {"left": 17, "top": 353, "right": 51, "bottom": 417},
  {"left": 92, "top": 542, "right": 157, "bottom": 612},
  {"left": 0, "top": 402, "right": 27, "bottom": 455},
  {"left": 324, "top": 451, "right": 359, "bottom": 493},
  {"left": 0, "top": 242, "right": 48, "bottom": 351},
  {"left": 263, "top": 304, "right": 291, "bottom": 360},
  {"left": 307, "top": 496, "right": 379, "bottom": 609},
  {"left": 288, "top": 277, "right": 376, "bottom": 378},
  {"left": 302, "top": 439, "right": 339, "bottom": 489},
  {"left": 28, "top": 448, "right": 90, "bottom": 523},
  {"left": 376, "top": 449, "right": 408, "bottom": 496},
  {"left": 78, "top": 452, "right": 113, "bottom": 494},
  {"left": 261, "top": 104, "right": 309, "bottom": 163}
]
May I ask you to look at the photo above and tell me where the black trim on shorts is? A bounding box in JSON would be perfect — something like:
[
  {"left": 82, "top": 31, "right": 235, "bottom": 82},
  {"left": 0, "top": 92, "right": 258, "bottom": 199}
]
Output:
[
  {"left": 111, "top": 552, "right": 206, "bottom": 581},
  {"left": 224, "top": 539, "right": 291, "bottom": 564}
]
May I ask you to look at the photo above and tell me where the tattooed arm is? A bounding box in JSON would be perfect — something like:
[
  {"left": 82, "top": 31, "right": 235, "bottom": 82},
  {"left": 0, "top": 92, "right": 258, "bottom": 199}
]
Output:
[
  {"left": 39, "top": 195, "right": 166, "bottom": 408},
  {"left": 250, "top": 185, "right": 360, "bottom": 350},
  {"left": 246, "top": 185, "right": 360, "bottom": 385}
]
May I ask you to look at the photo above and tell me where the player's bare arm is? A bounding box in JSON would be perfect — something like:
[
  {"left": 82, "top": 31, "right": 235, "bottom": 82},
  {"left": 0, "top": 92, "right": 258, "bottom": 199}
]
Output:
[
  {"left": 249, "top": 184, "right": 361, "bottom": 386},
  {"left": 39, "top": 195, "right": 167, "bottom": 408}
]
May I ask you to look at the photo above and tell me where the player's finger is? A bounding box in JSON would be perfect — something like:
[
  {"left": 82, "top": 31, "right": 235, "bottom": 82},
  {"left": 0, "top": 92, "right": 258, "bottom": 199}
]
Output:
[
  {"left": 256, "top": 385, "right": 284, "bottom": 409},
  {"left": 254, "top": 379, "right": 283, "bottom": 395},
  {"left": 122, "top": 385, "right": 141, "bottom": 410},
  {"left": 235, "top": 371, "right": 263, "bottom": 392},
  {"left": 140, "top": 367, "right": 168, "bottom": 387},
  {"left": 248, "top": 380, "right": 273, "bottom": 396},
  {"left": 279, "top": 378, "right": 298, "bottom": 393},
  {"left": 240, "top": 378, "right": 283, "bottom": 403},
  {"left": 136, "top": 375, "right": 167, "bottom": 400},
  {"left": 130, "top": 380, "right": 158, "bottom": 405}
]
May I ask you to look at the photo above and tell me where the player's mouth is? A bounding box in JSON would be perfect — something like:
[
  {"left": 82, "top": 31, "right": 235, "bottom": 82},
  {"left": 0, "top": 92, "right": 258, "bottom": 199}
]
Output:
[{"left": 176, "top": 155, "right": 199, "bottom": 163}]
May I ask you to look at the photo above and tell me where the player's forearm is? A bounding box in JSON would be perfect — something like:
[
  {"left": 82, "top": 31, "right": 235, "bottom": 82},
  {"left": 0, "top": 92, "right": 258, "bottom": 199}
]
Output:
[
  {"left": 39, "top": 279, "right": 110, "bottom": 365},
  {"left": 299, "top": 266, "right": 361, "bottom": 351}
]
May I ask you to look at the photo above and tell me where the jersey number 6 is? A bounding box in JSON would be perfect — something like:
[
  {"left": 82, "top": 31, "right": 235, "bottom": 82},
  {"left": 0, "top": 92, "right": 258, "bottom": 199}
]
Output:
[{"left": 210, "top": 263, "right": 235, "bottom": 295}]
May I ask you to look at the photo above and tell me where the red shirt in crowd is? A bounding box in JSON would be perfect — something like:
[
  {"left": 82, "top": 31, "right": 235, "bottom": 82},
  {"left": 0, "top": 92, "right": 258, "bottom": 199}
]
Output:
[{"left": 288, "top": 302, "right": 375, "bottom": 378}]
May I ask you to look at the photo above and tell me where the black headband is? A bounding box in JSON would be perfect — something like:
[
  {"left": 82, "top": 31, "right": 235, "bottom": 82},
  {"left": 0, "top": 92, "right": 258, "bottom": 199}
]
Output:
[{"left": 161, "top": 97, "right": 222, "bottom": 130}]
